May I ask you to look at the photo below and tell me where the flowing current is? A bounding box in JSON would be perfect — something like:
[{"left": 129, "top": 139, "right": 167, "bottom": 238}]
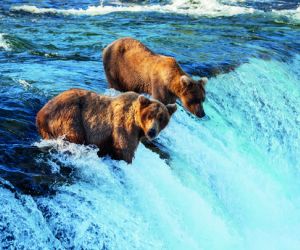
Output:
[{"left": 0, "top": 0, "right": 300, "bottom": 249}]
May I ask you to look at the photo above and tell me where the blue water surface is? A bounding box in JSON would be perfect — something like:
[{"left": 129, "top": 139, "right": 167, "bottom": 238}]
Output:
[{"left": 0, "top": 0, "right": 300, "bottom": 249}]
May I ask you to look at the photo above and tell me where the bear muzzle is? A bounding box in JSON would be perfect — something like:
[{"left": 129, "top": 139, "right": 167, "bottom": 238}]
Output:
[
  {"left": 146, "top": 128, "right": 157, "bottom": 140},
  {"left": 196, "top": 109, "right": 206, "bottom": 118}
]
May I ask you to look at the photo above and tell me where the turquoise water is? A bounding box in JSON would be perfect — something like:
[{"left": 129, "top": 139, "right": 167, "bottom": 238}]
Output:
[{"left": 0, "top": 1, "right": 300, "bottom": 249}]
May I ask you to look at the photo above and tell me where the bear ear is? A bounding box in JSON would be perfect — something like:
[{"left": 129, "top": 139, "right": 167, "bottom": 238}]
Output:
[
  {"left": 166, "top": 103, "right": 177, "bottom": 116},
  {"left": 138, "top": 95, "right": 151, "bottom": 107},
  {"left": 199, "top": 77, "right": 208, "bottom": 87},
  {"left": 180, "top": 75, "right": 192, "bottom": 88}
]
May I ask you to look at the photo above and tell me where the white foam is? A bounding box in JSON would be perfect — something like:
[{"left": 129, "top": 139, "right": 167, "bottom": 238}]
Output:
[
  {"left": 33, "top": 138, "right": 237, "bottom": 249},
  {"left": 0, "top": 187, "right": 62, "bottom": 248},
  {"left": 0, "top": 33, "right": 11, "bottom": 51},
  {"left": 11, "top": 0, "right": 254, "bottom": 17},
  {"left": 18, "top": 79, "right": 31, "bottom": 89},
  {"left": 272, "top": 6, "right": 300, "bottom": 23},
  {"left": 12, "top": 1, "right": 300, "bottom": 22}
]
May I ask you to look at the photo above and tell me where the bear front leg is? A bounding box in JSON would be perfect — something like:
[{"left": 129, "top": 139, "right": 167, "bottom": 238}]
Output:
[
  {"left": 152, "top": 84, "right": 176, "bottom": 104},
  {"left": 114, "top": 147, "right": 134, "bottom": 164},
  {"left": 152, "top": 84, "right": 168, "bottom": 104},
  {"left": 112, "top": 129, "right": 137, "bottom": 164}
]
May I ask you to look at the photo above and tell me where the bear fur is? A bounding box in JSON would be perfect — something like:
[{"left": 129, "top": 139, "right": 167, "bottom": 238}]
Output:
[
  {"left": 103, "top": 37, "right": 207, "bottom": 118},
  {"left": 36, "top": 88, "right": 176, "bottom": 163}
]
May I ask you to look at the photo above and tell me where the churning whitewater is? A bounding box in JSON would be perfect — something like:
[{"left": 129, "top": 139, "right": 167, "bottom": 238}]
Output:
[
  {"left": 11, "top": 0, "right": 255, "bottom": 17},
  {"left": 0, "top": 0, "right": 300, "bottom": 249}
]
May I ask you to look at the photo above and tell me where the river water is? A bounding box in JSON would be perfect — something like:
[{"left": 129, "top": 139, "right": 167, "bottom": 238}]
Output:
[{"left": 0, "top": 0, "right": 300, "bottom": 249}]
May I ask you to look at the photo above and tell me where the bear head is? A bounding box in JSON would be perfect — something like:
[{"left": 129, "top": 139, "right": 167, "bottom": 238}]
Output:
[
  {"left": 137, "top": 95, "right": 177, "bottom": 140},
  {"left": 179, "top": 75, "right": 207, "bottom": 118}
]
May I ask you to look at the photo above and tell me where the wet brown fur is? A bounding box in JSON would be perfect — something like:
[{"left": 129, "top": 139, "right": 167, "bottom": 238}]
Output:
[
  {"left": 103, "top": 37, "right": 207, "bottom": 117},
  {"left": 36, "top": 88, "right": 176, "bottom": 163}
]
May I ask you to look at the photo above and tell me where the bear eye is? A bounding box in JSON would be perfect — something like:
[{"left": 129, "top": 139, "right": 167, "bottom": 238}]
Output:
[
  {"left": 147, "top": 113, "right": 154, "bottom": 120},
  {"left": 188, "top": 99, "right": 201, "bottom": 105},
  {"left": 158, "top": 114, "right": 164, "bottom": 122}
]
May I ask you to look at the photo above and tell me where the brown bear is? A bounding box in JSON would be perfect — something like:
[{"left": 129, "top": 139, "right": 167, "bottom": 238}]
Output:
[
  {"left": 103, "top": 37, "right": 208, "bottom": 118},
  {"left": 36, "top": 88, "right": 176, "bottom": 163}
]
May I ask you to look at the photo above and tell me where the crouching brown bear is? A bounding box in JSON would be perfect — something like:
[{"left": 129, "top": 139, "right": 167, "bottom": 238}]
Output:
[
  {"left": 103, "top": 37, "right": 208, "bottom": 118},
  {"left": 36, "top": 88, "right": 176, "bottom": 163}
]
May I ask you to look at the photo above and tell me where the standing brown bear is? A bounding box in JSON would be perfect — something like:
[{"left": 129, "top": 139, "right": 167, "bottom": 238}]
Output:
[
  {"left": 103, "top": 37, "right": 208, "bottom": 118},
  {"left": 36, "top": 88, "right": 176, "bottom": 163}
]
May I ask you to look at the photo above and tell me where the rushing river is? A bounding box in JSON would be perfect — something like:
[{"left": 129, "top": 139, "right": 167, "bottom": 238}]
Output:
[{"left": 0, "top": 0, "right": 300, "bottom": 249}]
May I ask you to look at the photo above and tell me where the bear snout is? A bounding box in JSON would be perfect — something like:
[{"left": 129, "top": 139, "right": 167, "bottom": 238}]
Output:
[
  {"left": 146, "top": 128, "right": 157, "bottom": 140},
  {"left": 196, "top": 109, "right": 206, "bottom": 118}
]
